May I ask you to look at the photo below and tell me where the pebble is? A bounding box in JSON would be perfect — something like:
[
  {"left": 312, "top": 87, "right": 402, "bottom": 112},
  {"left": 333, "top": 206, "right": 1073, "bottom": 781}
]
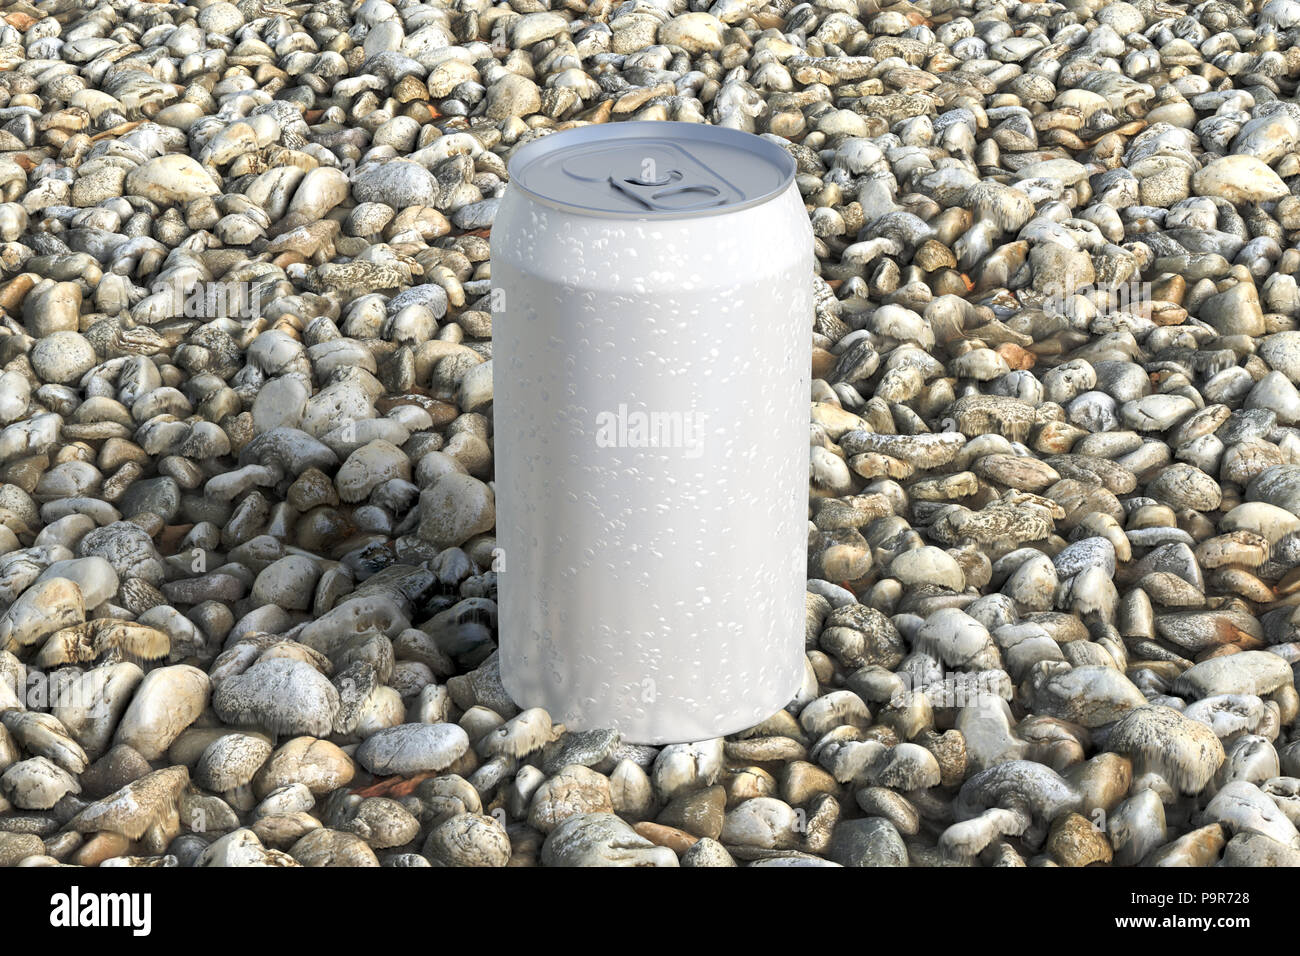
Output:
[
  {"left": 424, "top": 813, "right": 511, "bottom": 866},
  {"left": 212, "top": 659, "right": 340, "bottom": 738},
  {"left": 1, "top": 756, "right": 81, "bottom": 810},
  {"left": 339, "top": 797, "right": 420, "bottom": 849},
  {"left": 289, "top": 829, "right": 380, "bottom": 868},
  {"left": 124, "top": 156, "right": 219, "bottom": 205},
  {"left": 69, "top": 766, "right": 190, "bottom": 842},
  {"left": 354, "top": 723, "right": 469, "bottom": 776},
  {"left": 540, "top": 813, "right": 678, "bottom": 867},
  {"left": 528, "top": 765, "right": 614, "bottom": 832},
  {"left": 30, "top": 332, "right": 97, "bottom": 385},
  {"left": 253, "top": 737, "right": 354, "bottom": 798},
  {"left": 827, "top": 817, "right": 909, "bottom": 867},
  {"left": 417, "top": 474, "right": 495, "bottom": 549},
  {"left": 1173, "top": 653, "right": 1295, "bottom": 700},
  {"left": 719, "top": 798, "right": 803, "bottom": 850},
  {"left": 113, "top": 665, "right": 209, "bottom": 762},
  {"left": 1047, "top": 812, "right": 1115, "bottom": 867},
  {"left": 54, "top": 664, "right": 143, "bottom": 760},
  {"left": 195, "top": 734, "right": 273, "bottom": 794},
  {"left": 657, "top": 785, "right": 726, "bottom": 840},
  {"left": 196, "top": 829, "right": 299, "bottom": 868},
  {"left": 0, "top": 833, "right": 46, "bottom": 867}
]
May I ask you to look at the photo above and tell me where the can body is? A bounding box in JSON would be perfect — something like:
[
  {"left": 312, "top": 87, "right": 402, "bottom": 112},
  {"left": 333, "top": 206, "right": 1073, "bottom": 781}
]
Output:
[{"left": 491, "top": 139, "right": 811, "bottom": 744}]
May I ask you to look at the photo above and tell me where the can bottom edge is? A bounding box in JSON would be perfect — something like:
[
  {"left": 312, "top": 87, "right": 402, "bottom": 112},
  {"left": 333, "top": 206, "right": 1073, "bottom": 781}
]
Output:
[{"left": 499, "top": 664, "right": 806, "bottom": 747}]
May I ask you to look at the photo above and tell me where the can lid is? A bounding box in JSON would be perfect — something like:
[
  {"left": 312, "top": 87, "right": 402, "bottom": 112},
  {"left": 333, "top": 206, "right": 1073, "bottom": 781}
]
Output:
[{"left": 507, "top": 121, "right": 797, "bottom": 219}]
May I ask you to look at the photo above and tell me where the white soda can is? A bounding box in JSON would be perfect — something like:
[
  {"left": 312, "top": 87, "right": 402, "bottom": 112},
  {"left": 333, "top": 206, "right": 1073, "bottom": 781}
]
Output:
[{"left": 491, "top": 122, "right": 812, "bottom": 744}]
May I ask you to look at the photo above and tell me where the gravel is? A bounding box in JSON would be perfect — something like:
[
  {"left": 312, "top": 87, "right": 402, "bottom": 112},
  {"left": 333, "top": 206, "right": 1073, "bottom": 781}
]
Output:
[{"left": 0, "top": 0, "right": 1296, "bottom": 868}]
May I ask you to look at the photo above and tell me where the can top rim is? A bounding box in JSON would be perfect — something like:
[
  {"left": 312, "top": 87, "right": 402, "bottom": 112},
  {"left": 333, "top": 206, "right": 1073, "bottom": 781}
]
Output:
[{"left": 505, "top": 121, "right": 797, "bottom": 220}]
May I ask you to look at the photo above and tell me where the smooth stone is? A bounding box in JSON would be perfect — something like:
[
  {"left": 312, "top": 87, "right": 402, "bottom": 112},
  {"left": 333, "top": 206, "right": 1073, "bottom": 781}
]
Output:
[
  {"left": 889, "top": 546, "right": 965, "bottom": 591},
  {"left": 417, "top": 473, "right": 495, "bottom": 549},
  {"left": 354, "top": 722, "right": 469, "bottom": 776},
  {"left": 1192, "top": 155, "right": 1289, "bottom": 205},
  {"left": 212, "top": 659, "right": 340, "bottom": 737},
  {"left": 111, "top": 665, "right": 209, "bottom": 762},
  {"left": 540, "top": 813, "right": 679, "bottom": 867},
  {"left": 125, "top": 155, "right": 220, "bottom": 205},
  {"left": 1173, "top": 653, "right": 1295, "bottom": 700},
  {"left": 827, "top": 816, "right": 909, "bottom": 867},
  {"left": 352, "top": 160, "right": 437, "bottom": 210}
]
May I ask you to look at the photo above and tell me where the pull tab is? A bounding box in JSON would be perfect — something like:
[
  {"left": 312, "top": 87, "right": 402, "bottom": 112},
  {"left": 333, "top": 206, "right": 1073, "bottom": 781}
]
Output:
[
  {"left": 624, "top": 168, "right": 681, "bottom": 188},
  {"left": 608, "top": 174, "right": 727, "bottom": 211},
  {"left": 553, "top": 140, "right": 748, "bottom": 213}
]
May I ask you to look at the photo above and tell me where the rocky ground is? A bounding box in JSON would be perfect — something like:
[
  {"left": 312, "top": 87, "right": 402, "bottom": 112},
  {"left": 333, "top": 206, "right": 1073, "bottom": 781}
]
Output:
[{"left": 0, "top": 0, "right": 1298, "bottom": 868}]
